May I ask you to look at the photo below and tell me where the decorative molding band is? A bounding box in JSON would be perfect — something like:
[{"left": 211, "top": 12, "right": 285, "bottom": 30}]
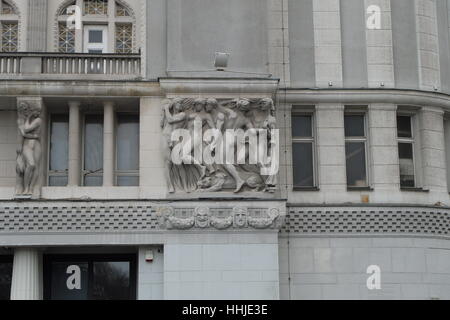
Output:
[
  {"left": 159, "top": 78, "right": 280, "bottom": 97},
  {"left": 283, "top": 206, "right": 450, "bottom": 237},
  {"left": 279, "top": 89, "right": 450, "bottom": 109},
  {"left": 0, "top": 201, "right": 286, "bottom": 236}
]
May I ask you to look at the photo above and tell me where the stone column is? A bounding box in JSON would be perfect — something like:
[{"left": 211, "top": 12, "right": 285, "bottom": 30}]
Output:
[
  {"left": 107, "top": 0, "right": 116, "bottom": 53},
  {"left": 10, "top": 248, "right": 42, "bottom": 300},
  {"left": 68, "top": 101, "right": 81, "bottom": 186},
  {"left": 27, "top": 0, "right": 48, "bottom": 52},
  {"left": 419, "top": 106, "right": 447, "bottom": 192},
  {"left": 103, "top": 101, "right": 115, "bottom": 187},
  {"left": 75, "top": 0, "right": 83, "bottom": 53}
]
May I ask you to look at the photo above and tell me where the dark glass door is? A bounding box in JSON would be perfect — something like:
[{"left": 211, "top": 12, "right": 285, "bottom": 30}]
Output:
[{"left": 44, "top": 254, "right": 136, "bottom": 300}]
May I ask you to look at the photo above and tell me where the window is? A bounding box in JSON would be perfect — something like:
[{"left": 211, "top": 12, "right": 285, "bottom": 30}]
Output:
[
  {"left": 49, "top": 115, "right": 69, "bottom": 187},
  {"left": 83, "top": 25, "right": 108, "bottom": 53},
  {"left": 0, "top": 256, "right": 13, "bottom": 301},
  {"left": 57, "top": 0, "right": 135, "bottom": 53},
  {"left": 116, "top": 2, "right": 131, "bottom": 16},
  {"left": 0, "top": 0, "right": 14, "bottom": 14},
  {"left": 345, "top": 114, "right": 368, "bottom": 188},
  {"left": 83, "top": 115, "right": 104, "bottom": 186},
  {"left": 115, "top": 24, "right": 132, "bottom": 54},
  {"left": 84, "top": 0, "right": 108, "bottom": 15},
  {"left": 44, "top": 255, "right": 136, "bottom": 300},
  {"left": 292, "top": 114, "right": 316, "bottom": 189},
  {"left": 58, "top": 23, "right": 75, "bottom": 53},
  {"left": 116, "top": 114, "right": 139, "bottom": 186},
  {"left": 0, "top": 1, "right": 19, "bottom": 53},
  {"left": 397, "top": 115, "right": 416, "bottom": 188}
]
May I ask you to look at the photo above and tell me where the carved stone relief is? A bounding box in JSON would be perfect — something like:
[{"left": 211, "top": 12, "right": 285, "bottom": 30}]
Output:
[
  {"left": 15, "top": 100, "right": 43, "bottom": 197},
  {"left": 161, "top": 98, "right": 279, "bottom": 194}
]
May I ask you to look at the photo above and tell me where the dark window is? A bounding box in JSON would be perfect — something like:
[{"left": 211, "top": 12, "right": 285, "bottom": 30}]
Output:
[
  {"left": 116, "top": 114, "right": 139, "bottom": 186},
  {"left": 345, "top": 114, "right": 368, "bottom": 188},
  {"left": 397, "top": 115, "right": 413, "bottom": 138},
  {"left": 83, "top": 115, "right": 104, "bottom": 186},
  {"left": 398, "top": 142, "right": 415, "bottom": 187},
  {"left": 292, "top": 115, "right": 315, "bottom": 188},
  {"left": 44, "top": 255, "right": 136, "bottom": 301},
  {"left": 89, "top": 30, "right": 103, "bottom": 43},
  {"left": 397, "top": 116, "right": 416, "bottom": 188},
  {"left": 49, "top": 115, "right": 69, "bottom": 187},
  {"left": 0, "top": 256, "right": 13, "bottom": 301}
]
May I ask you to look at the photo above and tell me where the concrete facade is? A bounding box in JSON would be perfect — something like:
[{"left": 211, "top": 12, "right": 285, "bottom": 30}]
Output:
[{"left": 0, "top": 0, "right": 450, "bottom": 300}]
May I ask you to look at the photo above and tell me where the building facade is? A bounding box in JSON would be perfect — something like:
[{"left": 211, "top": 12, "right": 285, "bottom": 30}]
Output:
[{"left": 0, "top": 0, "right": 449, "bottom": 300}]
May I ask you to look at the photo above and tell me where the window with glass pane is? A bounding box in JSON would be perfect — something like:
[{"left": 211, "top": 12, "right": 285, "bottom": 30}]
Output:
[
  {"left": 0, "top": 256, "right": 12, "bottom": 301},
  {"left": 116, "top": 114, "right": 139, "bottom": 186},
  {"left": 397, "top": 116, "right": 416, "bottom": 188},
  {"left": 49, "top": 115, "right": 69, "bottom": 187},
  {"left": 345, "top": 115, "right": 368, "bottom": 187},
  {"left": 44, "top": 255, "right": 136, "bottom": 301},
  {"left": 92, "top": 261, "right": 131, "bottom": 300},
  {"left": 1, "top": 22, "right": 18, "bottom": 52},
  {"left": 84, "top": 0, "right": 108, "bottom": 15},
  {"left": 83, "top": 115, "right": 103, "bottom": 186},
  {"left": 58, "top": 23, "right": 75, "bottom": 53},
  {"left": 115, "top": 24, "right": 133, "bottom": 54},
  {"left": 292, "top": 115, "right": 315, "bottom": 188}
]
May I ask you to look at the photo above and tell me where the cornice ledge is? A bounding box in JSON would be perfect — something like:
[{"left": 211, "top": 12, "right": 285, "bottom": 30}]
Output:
[
  {"left": 278, "top": 89, "right": 450, "bottom": 109},
  {"left": 159, "top": 77, "right": 280, "bottom": 97}
]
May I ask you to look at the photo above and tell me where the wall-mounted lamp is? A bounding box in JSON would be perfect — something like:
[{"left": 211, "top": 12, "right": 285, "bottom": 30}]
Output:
[{"left": 145, "top": 250, "right": 154, "bottom": 263}]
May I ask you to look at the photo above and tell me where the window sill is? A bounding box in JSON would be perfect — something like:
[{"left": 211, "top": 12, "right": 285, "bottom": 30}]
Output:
[
  {"left": 347, "top": 187, "right": 373, "bottom": 192},
  {"left": 400, "top": 187, "right": 429, "bottom": 193},
  {"left": 293, "top": 187, "right": 320, "bottom": 192}
]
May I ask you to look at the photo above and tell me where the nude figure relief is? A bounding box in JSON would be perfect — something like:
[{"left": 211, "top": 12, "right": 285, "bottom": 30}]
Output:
[
  {"left": 15, "top": 101, "right": 42, "bottom": 197},
  {"left": 161, "top": 97, "right": 279, "bottom": 194}
]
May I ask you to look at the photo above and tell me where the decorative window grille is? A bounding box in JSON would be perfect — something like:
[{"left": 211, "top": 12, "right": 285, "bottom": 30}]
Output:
[
  {"left": 58, "top": 23, "right": 76, "bottom": 53},
  {"left": 1, "top": 22, "right": 18, "bottom": 52},
  {"left": 57, "top": 1, "right": 135, "bottom": 53},
  {"left": 1, "top": 0, "right": 15, "bottom": 14},
  {"left": 84, "top": 0, "right": 108, "bottom": 15},
  {"left": 116, "top": 2, "right": 130, "bottom": 16},
  {"left": 115, "top": 23, "right": 132, "bottom": 54}
]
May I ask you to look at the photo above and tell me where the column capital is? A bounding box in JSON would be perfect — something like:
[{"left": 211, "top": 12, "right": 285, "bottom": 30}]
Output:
[
  {"left": 103, "top": 101, "right": 116, "bottom": 109},
  {"left": 68, "top": 100, "right": 82, "bottom": 108},
  {"left": 421, "top": 106, "right": 445, "bottom": 115}
]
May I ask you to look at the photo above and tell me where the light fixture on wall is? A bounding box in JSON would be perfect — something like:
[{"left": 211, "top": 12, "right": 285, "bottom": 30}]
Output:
[
  {"left": 214, "top": 52, "right": 230, "bottom": 71},
  {"left": 145, "top": 250, "right": 154, "bottom": 263}
]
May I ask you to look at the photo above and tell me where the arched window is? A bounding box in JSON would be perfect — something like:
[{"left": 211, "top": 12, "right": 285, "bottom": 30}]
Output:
[
  {"left": 0, "top": 0, "right": 19, "bottom": 52},
  {"left": 57, "top": 0, "right": 135, "bottom": 54}
]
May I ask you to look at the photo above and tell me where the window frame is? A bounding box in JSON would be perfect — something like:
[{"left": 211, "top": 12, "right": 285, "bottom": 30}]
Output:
[
  {"left": 47, "top": 113, "right": 70, "bottom": 187},
  {"left": 291, "top": 110, "right": 318, "bottom": 190},
  {"left": 56, "top": 0, "right": 135, "bottom": 54},
  {"left": 43, "top": 254, "right": 137, "bottom": 301},
  {"left": 344, "top": 110, "right": 371, "bottom": 190},
  {"left": 82, "top": 113, "right": 105, "bottom": 187},
  {"left": 0, "top": 1, "right": 19, "bottom": 52},
  {"left": 397, "top": 112, "right": 421, "bottom": 189},
  {"left": 114, "top": 112, "right": 139, "bottom": 186}
]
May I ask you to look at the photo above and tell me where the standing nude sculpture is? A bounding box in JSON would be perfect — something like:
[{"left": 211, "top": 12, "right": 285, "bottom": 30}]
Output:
[{"left": 16, "top": 101, "right": 42, "bottom": 196}]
